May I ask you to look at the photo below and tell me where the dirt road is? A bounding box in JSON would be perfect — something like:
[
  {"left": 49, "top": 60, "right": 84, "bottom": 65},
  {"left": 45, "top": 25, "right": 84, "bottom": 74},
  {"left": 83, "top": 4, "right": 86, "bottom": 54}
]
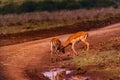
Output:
[{"left": 0, "top": 23, "right": 120, "bottom": 80}]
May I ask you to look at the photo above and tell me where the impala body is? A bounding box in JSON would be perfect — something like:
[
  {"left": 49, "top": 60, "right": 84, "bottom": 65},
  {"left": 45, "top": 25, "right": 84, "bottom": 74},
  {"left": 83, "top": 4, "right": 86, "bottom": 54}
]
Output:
[
  {"left": 63, "top": 31, "right": 89, "bottom": 55},
  {"left": 50, "top": 38, "right": 64, "bottom": 58}
]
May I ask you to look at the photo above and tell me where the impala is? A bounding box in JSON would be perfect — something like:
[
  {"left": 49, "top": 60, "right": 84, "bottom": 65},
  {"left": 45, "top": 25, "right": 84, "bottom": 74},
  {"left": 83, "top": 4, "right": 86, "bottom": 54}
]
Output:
[
  {"left": 50, "top": 37, "right": 64, "bottom": 58},
  {"left": 62, "top": 31, "right": 89, "bottom": 55}
]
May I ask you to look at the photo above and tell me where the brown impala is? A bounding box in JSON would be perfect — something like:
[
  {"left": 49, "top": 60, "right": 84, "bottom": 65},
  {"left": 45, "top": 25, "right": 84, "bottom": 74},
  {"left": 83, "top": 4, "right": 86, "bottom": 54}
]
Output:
[
  {"left": 50, "top": 38, "right": 64, "bottom": 58},
  {"left": 62, "top": 31, "right": 89, "bottom": 55}
]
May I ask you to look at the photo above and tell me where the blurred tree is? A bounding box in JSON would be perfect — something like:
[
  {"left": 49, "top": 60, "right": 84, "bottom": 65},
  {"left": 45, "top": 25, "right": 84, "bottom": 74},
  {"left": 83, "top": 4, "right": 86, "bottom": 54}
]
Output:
[
  {"left": 17, "top": 1, "right": 37, "bottom": 13},
  {"left": 0, "top": 3, "right": 16, "bottom": 14},
  {"left": 0, "top": 0, "right": 118, "bottom": 14}
]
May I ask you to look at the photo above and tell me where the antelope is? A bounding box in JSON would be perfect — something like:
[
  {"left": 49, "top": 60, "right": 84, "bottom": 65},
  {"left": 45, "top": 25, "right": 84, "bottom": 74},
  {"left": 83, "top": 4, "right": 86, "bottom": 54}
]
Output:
[
  {"left": 50, "top": 38, "right": 64, "bottom": 60},
  {"left": 62, "top": 31, "right": 89, "bottom": 55}
]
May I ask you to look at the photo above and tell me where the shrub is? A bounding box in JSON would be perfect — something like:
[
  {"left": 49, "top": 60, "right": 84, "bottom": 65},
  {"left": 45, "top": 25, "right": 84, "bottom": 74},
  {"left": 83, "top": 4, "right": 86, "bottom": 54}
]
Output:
[
  {"left": 80, "top": 0, "right": 116, "bottom": 9},
  {"left": 0, "top": 0, "right": 118, "bottom": 14},
  {"left": 17, "top": 1, "right": 37, "bottom": 13},
  {"left": 0, "top": 3, "right": 16, "bottom": 14},
  {"left": 37, "top": 0, "right": 57, "bottom": 11}
]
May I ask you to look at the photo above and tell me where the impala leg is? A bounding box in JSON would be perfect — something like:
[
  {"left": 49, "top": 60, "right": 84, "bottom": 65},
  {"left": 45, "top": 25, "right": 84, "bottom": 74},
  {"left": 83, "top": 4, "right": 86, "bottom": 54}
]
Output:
[
  {"left": 56, "top": 51, "right": 62, "bottom": 62},
  {"left": 71, "top": 43, "right": 77, "bottom": 55},
  {"left": 50, "top": 43, "right": 54, "bottom": 61},
  {"left": 51, "top": 49, "right": 56, "bottom": 62},
  {"left": 51, "top": 51, "right": 53, "bottom": 58},
  {"left": 52, "top": 69, "right": 55, "bottom": 80},
  {"left": 81, "top": 39, "right": 89, "bottom": 51},
  {"left": 52, "top": 48, "right": 61, "bottom": 62},
  {"left": 50, "top": 51, "right": 54, "bottom": 62},
  {"left": 86, "top": 41, "right": 89, "bottom": 51}
]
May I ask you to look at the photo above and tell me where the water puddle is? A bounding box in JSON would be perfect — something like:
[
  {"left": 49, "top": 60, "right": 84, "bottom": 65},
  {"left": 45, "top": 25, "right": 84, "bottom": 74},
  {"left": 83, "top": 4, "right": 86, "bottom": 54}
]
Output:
[
  {"left": 42, "top": 68, "right": 91, "bottom": 80},
  {"left": 43, "top": 68, "right": 71, "bottom": 80}
]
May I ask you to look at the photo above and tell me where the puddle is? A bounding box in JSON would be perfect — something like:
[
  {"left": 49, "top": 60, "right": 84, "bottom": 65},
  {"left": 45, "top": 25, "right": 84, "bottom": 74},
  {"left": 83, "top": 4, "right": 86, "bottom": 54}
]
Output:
[
  {"left": 42, "top": 68, "right": 91, "bottom": 80},
  {"left": 43, "top": 68, "right": 71, "bottom": 80}
]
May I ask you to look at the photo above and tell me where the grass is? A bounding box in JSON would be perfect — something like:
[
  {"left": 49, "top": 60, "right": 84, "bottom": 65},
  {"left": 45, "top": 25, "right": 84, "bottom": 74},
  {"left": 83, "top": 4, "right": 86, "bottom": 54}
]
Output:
[
  {"left": 0, "top": 20, "right": 77, "bottom": 34},
  {"left": 61, "top": 37, "right": 120, "bottom": 80},
  {"left": 0, "top": 15, "right": 120, "bottom": 34},
  {"left": 0, "top": 7, "right": 120, "bottom": 34},
  {"left": 72, "top": 50, "right": 120, "bottom": 69}
]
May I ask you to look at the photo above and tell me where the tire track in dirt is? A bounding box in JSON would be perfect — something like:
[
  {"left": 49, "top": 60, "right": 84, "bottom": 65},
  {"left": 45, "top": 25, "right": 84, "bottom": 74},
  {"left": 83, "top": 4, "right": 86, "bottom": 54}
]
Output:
[{"left": 0, "top": 23, "right": 120, "bottom": 80}]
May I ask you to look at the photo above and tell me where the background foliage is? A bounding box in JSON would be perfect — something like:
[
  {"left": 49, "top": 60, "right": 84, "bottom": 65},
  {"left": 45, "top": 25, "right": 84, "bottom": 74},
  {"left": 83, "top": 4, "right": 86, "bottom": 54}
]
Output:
[{"left": 0, "top": 0, "right": 119, "bottom": 14}]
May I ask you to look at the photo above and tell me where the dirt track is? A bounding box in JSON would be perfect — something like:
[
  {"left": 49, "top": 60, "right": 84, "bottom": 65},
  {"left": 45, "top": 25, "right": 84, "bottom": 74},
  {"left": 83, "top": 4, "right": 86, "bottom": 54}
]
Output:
[{"left": 0, "top": 23, "right": 120, "bottom": 80}]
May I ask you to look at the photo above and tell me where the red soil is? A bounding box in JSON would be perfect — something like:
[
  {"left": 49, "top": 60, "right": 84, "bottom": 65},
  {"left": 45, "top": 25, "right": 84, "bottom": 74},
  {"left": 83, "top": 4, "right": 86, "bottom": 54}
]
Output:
[{"left": 0, "top": 23, "right": 120, "bottom": 80}]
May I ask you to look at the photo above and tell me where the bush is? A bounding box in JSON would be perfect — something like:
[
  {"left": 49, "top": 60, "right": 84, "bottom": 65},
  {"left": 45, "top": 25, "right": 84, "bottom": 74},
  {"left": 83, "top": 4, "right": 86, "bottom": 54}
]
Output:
[
  {"left": 0, "top": 3, "right": 16, "bottom": 14},
  {"left": 0, "top": 0, "right": 118, "bottom": 14},
  {"left": 17, "top": 1, "right": 37, "bottom": 13},
  {"left": 37, "top": 0, "right": 57, "bottom": 11},
  {"left": 80, "top": 0, "right": 116, "bottom": 9}
]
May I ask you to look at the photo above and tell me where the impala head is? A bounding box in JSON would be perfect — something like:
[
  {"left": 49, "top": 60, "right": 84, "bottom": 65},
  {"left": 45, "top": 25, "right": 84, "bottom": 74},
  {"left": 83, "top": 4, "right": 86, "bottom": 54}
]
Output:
[{"left": 59, "top": 45, "right": 65, "bottom": 54}]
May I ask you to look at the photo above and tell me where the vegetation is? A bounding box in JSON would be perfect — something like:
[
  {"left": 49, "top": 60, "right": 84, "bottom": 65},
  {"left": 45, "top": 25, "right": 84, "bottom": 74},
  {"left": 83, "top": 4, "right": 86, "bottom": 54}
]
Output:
[
  {"left": 0, "top": 7, "right": 120, "bottom": 34},
  {"left": 0, "top": 0, "right": 119, "bottom": 14},
  {"left": 0, "top": 1, "right": 119, "bottom": 35},
  {"left": 62, "top": 37, "right": 120, "bottom": 80}
]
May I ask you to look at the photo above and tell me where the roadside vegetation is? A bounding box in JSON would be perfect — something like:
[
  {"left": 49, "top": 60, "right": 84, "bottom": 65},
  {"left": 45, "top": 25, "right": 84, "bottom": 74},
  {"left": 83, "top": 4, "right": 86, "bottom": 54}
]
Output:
[
  {"left": 0, "top": 0, "right": 120, "bottom": 35},
  {"left": 0, "top": 7, "right": 120, "bottom": 34}
]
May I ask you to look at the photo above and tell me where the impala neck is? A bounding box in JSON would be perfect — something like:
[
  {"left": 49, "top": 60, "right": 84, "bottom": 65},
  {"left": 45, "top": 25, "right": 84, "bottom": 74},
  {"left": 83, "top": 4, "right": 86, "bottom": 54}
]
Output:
[{"left": 63, "top": 40, "right": 70, "bottom": 48}]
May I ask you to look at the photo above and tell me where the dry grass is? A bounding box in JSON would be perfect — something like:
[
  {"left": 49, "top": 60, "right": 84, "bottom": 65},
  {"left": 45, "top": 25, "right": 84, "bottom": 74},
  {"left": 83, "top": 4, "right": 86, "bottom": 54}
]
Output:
[
  {"left": 0, "top": 7, "right": 120, "bottom": 34},
  {"left": 62, "top": 37, "right": 120, "bottom": 74},
  {"left": 0, "top": 7, "right": 120, "bottom": 26}
]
